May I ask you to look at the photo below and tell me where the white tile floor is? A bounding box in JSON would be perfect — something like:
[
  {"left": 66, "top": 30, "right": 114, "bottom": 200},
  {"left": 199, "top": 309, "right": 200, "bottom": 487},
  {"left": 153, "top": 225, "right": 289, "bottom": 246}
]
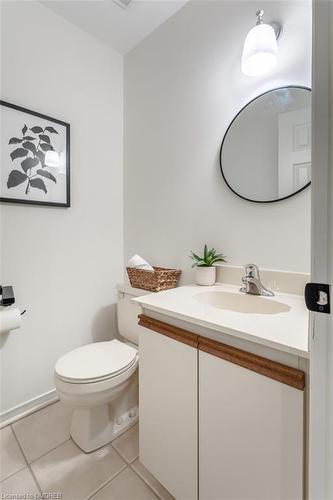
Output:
[{"left": 0, "top": 401, "right": 174, "bottom": 500}]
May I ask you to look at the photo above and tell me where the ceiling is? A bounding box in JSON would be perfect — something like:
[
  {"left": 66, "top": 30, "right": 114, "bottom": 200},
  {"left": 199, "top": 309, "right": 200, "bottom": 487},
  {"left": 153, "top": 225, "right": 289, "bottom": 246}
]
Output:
[{"left": 42, "top": 0, "right": 189, "bottom": 54}]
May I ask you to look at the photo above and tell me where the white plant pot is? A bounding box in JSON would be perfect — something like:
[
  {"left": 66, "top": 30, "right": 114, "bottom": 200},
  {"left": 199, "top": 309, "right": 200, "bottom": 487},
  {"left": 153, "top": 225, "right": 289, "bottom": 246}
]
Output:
[{"left": 195, "top": 266, "right": 216, "bottom": 286}]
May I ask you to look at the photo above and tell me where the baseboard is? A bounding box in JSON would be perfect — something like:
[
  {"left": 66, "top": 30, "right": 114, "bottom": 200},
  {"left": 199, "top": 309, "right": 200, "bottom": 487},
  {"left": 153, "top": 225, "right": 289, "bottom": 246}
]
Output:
[{"left": 0, "top": 389, "right": 59, "bottom": 428}]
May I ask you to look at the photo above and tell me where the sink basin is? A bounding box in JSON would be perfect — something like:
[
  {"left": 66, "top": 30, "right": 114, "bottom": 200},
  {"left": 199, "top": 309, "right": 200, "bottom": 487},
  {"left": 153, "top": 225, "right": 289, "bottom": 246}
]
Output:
[
  {"left": 133, "top": 283, "right": 309, "bottom": 357},
  {"left": 193, "top": 291, "right": 291, "bottom": 315}
]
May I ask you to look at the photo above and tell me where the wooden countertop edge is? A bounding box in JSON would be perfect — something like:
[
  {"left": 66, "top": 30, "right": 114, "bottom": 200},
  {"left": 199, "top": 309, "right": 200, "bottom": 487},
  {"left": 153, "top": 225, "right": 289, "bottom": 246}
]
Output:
[
  {"left": 138, "top": 314, "right": 305, "bottom": 391},
  {"left": 138, "top": 314, "right": 199, "bottom": 348},
  {"left": 199, "top": 336, "right": 305, "bottom": 391}
]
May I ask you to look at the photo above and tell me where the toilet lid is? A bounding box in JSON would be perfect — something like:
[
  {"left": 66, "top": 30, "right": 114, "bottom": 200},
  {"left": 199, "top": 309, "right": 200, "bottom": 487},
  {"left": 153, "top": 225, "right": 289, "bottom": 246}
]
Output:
[{"left": 55, "top": 339, "right": 138, "bottom": 383}]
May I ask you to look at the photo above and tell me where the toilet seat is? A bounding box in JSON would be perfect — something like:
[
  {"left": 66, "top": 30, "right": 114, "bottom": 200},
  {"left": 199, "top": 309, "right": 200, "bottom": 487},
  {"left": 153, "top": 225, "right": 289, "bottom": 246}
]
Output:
[{"left": 55, "top": 339, "right": 138, "bottom": 384}]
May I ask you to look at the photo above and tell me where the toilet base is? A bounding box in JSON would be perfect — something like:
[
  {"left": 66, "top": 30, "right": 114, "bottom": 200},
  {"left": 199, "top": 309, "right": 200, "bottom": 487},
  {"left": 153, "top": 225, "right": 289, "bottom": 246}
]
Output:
[{"left": 70, "top": 404, "right": 138, "bottom": 453}]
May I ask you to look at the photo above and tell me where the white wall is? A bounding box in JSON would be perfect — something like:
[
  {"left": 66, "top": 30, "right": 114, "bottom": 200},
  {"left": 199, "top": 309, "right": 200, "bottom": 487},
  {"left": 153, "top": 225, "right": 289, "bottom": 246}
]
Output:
[
  {"left": 124, "top": 0, "right": 312, "bottom": 282},
  {"left": 0, "top": 1, "right": 123, "bottom": 413}
]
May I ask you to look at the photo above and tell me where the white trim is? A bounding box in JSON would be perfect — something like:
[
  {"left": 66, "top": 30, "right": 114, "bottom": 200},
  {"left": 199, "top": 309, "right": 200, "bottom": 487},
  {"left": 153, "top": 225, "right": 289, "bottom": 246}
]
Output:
[
  {"left": 309, "top": 1, "right": 332, "bottom": 498},
  {"left": 0, "top": 389, "right": 58, "bottom": 428}
]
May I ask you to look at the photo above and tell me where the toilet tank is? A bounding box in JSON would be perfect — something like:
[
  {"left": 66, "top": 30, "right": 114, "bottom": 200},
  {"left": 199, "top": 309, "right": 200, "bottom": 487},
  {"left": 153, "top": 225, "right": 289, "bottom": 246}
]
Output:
[{"left": 117, "top": 283, "right": 152, "bottom": 345}]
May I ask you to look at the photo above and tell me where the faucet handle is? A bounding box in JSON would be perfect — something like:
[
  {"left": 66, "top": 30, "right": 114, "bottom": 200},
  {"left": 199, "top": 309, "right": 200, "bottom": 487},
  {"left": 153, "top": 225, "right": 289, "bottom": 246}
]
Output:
[{"left": 244, "top": 264, "right": 259, "bottom": 278}]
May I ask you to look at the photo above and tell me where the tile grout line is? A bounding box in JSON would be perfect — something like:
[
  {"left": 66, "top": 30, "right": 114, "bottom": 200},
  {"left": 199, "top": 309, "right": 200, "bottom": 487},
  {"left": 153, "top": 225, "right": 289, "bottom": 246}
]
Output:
[
  {"left": 10, "top": 425, "right": 42, "bottom": 494},
  {"left": 109, "top": 440, "right": 136, "bottom": 466},
  {"left": 109, "top": 426, "right": 170, "bottom": 499},
  {"left": 1, "top": 399, "right": 60, "bottom": 430},
  {"left": 0, "top": 463, "right": 27, "bottom": 484},
  {"left": 27, "top": 464, "right": 43, "bottom": 495},
  {"left": 84, "top": 438, "right": 135, "bottom": 500},
  {"left": 7, "top": 415, "right": 156, "bottom": 499},
  {"left": 9, "top": 425, "right": 29, "bottom": 465},
  {"left": 85, "top": 463, "right": 128, "bottom": 500},
  {"left": 128, "top": 454, "right": 139, "bottom": 465},
  {"left": 129, "top": 462, "right": 167, "bottom": 500},
  {"left": 87, "top": 461, "right": 161, "bottom": 500},
  {"left": 28, "top": 437, "right": 72, "bottom": 466}
]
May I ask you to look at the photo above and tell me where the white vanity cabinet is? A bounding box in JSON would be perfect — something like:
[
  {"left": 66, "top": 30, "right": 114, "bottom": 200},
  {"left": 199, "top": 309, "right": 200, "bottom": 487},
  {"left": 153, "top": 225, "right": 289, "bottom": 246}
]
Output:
[
  {"left": 199, "top": 338, "right": 304, "bottom": 500},
  {"left": 138, "top": 317, "right": 198, "bottom": 500},
  {"left": 138, "top": 314, "right": 305, "bottom": 500}
]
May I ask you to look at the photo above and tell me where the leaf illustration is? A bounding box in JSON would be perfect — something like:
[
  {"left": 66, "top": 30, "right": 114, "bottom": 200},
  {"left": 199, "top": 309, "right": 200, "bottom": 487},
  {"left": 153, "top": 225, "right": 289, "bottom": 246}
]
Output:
[
  {"left": 30, "top": 178, "right": 47, "bottom": 193},
  {"left": 35, "top": 150, "right": 45, "bottom": 166},
  {"left": 7, "top": 170, "right": 28, "bottom": 188},
  {"left": 45, "top": 126, "right": 58, "bottom": 134},
  {"left": 10, "top": 148, "right": 28, "bottom": 161},
  {"left": 23, "top": 136, "right": 36, "bottom": 141},
  {"left": 39, "top": 134, "right": 50, "bottom": 144},
  {"left": 40, "top": 143, "right": 54, "bottom": 152},
  {"left": 37, "top": 169, "right": 57, "bottom": 183},
  {"left": 22, "top": 141, "right": 36, "bottom": 154},
  {"left": 30, "top": 126, "right": 43, "bottom": 133},
  {"left": 21, "top": 157, "right": 39, "bottom": 173},
  {"left": 9, "top": 137, "right": 22, "bottom": 145},
  {"left": 22, "top": 124, "right": 28, "bottom": 135}
]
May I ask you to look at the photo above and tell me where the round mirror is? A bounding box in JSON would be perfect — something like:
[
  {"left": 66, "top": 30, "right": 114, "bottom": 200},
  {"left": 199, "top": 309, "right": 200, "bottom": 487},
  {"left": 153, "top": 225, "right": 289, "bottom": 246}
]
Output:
[{"left": 220, "top": 86, "right": 311, "bottom": 203}]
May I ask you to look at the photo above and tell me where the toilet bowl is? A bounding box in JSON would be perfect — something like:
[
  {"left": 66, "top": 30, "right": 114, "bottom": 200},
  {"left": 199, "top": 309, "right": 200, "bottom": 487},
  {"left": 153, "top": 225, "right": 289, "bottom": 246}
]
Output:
[{"left": 54, "top": 284, "right": 149, "bottom": 453}]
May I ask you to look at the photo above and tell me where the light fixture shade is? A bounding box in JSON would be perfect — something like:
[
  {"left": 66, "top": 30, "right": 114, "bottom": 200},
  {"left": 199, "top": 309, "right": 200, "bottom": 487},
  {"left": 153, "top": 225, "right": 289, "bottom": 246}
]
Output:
[
  {"left": 45, "top": 150, "right": 60, "bottom": 167},
  {"left": 241, "top": 23, "right": 278, "bottom": 76}
]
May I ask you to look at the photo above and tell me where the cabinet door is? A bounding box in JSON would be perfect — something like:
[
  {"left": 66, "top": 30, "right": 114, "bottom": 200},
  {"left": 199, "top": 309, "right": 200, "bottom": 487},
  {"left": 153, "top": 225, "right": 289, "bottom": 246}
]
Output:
[
  {"left": 199, "top": 350, "right": 304, "bottom": 500},
  {"left": 139, "top": 326, "right": 198, "bottom": 500}
]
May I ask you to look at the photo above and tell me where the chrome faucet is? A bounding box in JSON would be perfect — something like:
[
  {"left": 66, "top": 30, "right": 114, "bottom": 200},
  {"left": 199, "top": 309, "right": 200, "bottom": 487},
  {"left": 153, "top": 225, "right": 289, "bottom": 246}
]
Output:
[{"left": 240, "top": 264, "right": 274, "bottom": 297}]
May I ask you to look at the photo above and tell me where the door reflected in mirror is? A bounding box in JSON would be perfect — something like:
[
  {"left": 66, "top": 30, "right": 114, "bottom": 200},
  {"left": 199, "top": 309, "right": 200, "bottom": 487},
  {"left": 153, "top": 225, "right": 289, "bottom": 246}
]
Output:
[{"left": 220, "top": 86, "right": 311, "bottom": 203}]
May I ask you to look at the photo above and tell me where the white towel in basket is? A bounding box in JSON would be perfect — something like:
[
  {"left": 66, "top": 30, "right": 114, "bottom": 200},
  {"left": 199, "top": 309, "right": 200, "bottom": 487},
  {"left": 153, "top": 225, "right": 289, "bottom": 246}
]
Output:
[{"left": 127, "top": 254, "right": 154, "bottom": 271}]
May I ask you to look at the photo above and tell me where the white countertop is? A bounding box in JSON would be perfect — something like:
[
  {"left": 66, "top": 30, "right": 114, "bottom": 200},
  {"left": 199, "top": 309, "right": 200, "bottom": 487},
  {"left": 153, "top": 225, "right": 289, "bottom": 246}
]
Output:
[{"left": 133, "top": 283, "right": 309, "bottom": 358}]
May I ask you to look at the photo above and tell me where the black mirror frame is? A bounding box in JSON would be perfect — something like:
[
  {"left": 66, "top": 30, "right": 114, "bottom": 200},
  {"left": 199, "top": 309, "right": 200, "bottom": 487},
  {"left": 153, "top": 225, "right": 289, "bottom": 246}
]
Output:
[{"left": 219, "top": 85, "right": 312, "bottom": 204}]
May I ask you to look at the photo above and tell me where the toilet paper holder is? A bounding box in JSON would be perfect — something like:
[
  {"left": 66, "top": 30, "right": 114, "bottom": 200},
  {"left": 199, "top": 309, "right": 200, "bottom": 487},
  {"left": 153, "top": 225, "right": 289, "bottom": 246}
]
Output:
[{"left": 0, "top": 285, "right": 26, "bottom": 315}]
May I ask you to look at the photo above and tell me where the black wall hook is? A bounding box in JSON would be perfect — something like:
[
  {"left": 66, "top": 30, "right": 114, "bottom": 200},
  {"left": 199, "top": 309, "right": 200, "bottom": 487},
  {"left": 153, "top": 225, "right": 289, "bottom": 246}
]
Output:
[
  {"left": 1, "top": 285, "right": 27, "bottom": 315},
  {"left": 0, "top": 285, "right": 15, "bottom": 307}
]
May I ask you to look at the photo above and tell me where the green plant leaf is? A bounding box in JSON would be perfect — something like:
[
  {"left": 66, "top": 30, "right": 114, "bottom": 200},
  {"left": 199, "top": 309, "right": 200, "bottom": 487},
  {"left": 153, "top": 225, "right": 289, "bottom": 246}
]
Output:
[
  {"left": 30, "top": 177, "right": 47, "bottom": 193},
  {"left": 37, "top": 169, "right": 57, "bottom": 183},
  {"left": 211, "top": 256, "right": 227, "bottom": 264},
  {"left": 213, "top": 253, "right": 226, "bottom": 260},
  {"left": 190, "top": 245, "right": 226, "bottom": 267},
  {"left": 196, "top": 261, "right": 208, "bottom": 267},
  {"left": 190, "top": 251, "right": 202, "bottom": 261},
  {"left": 207, "top": 255, "right": 214, "bottom": 266},
  {"left": 10, "top": 148, "right": 28, "bottom": 161},
  {"left": 22, "top": 124, "right": 28, "bottom": 135},
  {"left": 7, "top": 170, "right": 27, "bottom": 188}
]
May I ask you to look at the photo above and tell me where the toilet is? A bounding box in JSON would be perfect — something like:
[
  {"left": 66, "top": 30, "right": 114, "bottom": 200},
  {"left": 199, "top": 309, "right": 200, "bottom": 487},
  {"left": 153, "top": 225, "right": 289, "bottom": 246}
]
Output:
[{"left": 54, "top": 284, "right": 149, "bottom": 453}]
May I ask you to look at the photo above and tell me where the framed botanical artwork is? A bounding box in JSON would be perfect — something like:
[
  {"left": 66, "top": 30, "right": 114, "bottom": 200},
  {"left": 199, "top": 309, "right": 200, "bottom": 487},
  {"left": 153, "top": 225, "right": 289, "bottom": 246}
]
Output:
[{"left": 0, "top": 100, "right": 70, "bottom": 207}]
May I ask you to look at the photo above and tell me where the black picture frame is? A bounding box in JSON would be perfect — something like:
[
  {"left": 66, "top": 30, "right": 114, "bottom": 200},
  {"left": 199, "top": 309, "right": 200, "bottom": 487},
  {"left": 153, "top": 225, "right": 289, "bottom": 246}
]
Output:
[
  {"left": 219, "top": 85, "right": 311, "bottom": 204},
  {"left": 0, "top": 100, "right": 70, "bottom": 207}
]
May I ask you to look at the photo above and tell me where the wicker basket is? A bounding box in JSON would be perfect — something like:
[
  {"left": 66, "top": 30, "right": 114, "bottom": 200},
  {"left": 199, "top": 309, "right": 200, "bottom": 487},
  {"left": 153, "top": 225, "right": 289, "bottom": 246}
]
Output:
[{"left": 126, "top": 266, "right": 181, "bottom": 292}]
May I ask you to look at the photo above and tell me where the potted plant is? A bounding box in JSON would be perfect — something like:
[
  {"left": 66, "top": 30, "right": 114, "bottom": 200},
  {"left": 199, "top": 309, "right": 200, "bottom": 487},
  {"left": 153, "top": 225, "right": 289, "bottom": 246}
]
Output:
[{"left": 190, "top": 245, "right": 227, "bottom": 286}]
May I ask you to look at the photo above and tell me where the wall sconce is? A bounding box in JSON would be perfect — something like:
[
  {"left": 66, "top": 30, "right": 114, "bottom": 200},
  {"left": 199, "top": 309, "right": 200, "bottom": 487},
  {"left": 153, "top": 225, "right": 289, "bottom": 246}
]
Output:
[{"left": 241, "top": 10, "right": 281, "bottom": 77}]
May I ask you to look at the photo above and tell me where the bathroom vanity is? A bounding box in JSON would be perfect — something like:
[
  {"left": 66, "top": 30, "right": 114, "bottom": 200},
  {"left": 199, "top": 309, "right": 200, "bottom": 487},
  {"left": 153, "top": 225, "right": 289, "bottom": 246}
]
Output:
[{"left": 133, "top": 283, "right": 309, "bottom": 500}]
